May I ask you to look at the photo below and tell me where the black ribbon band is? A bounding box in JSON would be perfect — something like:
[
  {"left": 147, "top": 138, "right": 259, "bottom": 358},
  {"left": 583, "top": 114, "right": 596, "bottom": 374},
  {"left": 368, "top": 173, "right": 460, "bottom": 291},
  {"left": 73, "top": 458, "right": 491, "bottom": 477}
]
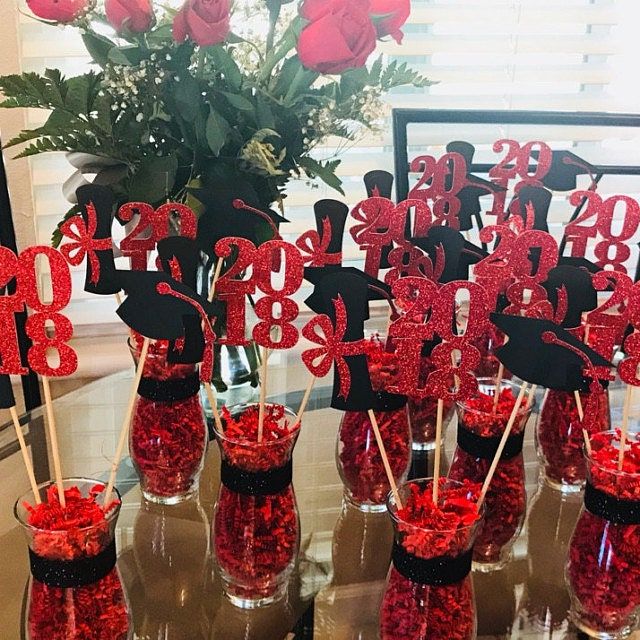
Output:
[
  {"left": 220, "top": 459, "right": 293, "bottom": 496},
  {"left": 137, "top": 372, "right": 200, "bottom": 402},
  {"left": 457, "top": 423, "right": 525, "bottom": 461},
  {"left": 29, "top": 540, "right": 117, "bottom": 588},
  {"left": 584, "top": 482, "right": 640, "bottom": 525},
  {"left": 392, "top": 542, "right": 473, "bottom": 586}
]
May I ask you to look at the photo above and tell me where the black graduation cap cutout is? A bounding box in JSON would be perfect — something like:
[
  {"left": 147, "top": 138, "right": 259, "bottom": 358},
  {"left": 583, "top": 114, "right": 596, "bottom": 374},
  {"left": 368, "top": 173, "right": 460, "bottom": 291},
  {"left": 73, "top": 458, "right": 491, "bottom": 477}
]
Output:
[
  {"left": 533, "top": 149, "right": 596, "bottom": 192},
  {"left": 192, "top": 174, "right": 288, "bottom": 257},
  {"left": 311, "top": 271, "right": 405, "bottom": 412},
  {"left": 157, "top": 236, "right": 222, "bottom": 364},
  {"left": 542, "top": 265, "right": 598, "bottom": 329},
  {"left": 491, "top": 313, "right": 612, "bottom": 392},
  {"left": 507, "top": 185, "right": 553, "bottom": 232},
  {"left": 445, "top": 141, "right": 506, "bottom": 232},
  {"left": 558, "top": 255, "right": 601, "bottom": 275},
  {"left": 115, "top": 270, "right": 217, "bottom": 341},
  {"left": 64, "top": 185, "right": 119, "bottom": 295},
  {"left": 0, "top": 373, "right": 15, "bottom": 410}
]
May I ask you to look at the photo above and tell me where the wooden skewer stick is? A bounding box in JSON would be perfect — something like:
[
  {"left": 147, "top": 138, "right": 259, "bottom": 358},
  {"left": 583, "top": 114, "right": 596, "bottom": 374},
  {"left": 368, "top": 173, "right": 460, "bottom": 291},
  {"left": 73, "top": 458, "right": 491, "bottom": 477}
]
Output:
[
  {"left": 573, "top": 390, "right": 591, "bottom": 455},
  {"left": 114, "top": 291, "right": 123, "bottom": 307},
  {"left": 618, "top": 384, "right": 634, "bottom": 471},
  {"left": 104, "top": 337, "right": 150, "bottom": 506},
  {"left": 42, "top": 377, "right": 66, "bottom": 508},
  {"left": 432, "top": 398, "right": 445, "bottom": 503},
  {"left": 204, "top": 382, "right": 224, "bottom": 434},
  {"left": 257, "top": 346, "right": 269, "bottom": 443},
  {"left": 10, "top": 406, "right": 41, "bottom": 504},
  {"left": 292, "top": 376, "right": 316, "bottom": 430},
  {"left": 368, "top": 409, "right": 402, "bottom": 509},
  {"left": 526, "top": 384, "right": 537, "bottom": 409},
  {"left": 207, "top": 258, "right": 224, "bottom": 303},
  {"left": 492, "top": 363, "right": 505, "bottom": 414},
  {"left": 478, "top": 382, "right": 529, "bottom": 509}
]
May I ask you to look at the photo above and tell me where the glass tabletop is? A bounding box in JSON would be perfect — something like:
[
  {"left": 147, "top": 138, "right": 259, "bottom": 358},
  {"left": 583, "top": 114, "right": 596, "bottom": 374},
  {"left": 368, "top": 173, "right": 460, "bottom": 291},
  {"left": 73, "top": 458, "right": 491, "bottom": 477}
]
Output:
[{"left": 0, "top": 338, "right": 637, "bottom": 640}]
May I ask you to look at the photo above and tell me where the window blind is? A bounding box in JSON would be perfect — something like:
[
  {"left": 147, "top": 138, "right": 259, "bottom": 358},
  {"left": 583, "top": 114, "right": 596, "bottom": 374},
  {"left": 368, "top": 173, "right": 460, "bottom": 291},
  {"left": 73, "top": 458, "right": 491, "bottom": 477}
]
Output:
[{"left": 8, "top": 0, "right": 640, "bottom": 325}]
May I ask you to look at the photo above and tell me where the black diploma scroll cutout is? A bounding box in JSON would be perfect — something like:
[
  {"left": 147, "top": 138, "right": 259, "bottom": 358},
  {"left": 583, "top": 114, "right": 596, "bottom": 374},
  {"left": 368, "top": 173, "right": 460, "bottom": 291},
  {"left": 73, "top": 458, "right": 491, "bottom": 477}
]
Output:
[
  {"left": 392, "top": 543, "right": 473, "bottom": 586},
  {"left": 220, "top": 459, "right": 293, "bottom": 496},
  {"left": 76, "top": 184, "right": 119, "bottom": 295},
  {"left": 314, "top": 199, "right": 349, "bottom": 256},
  {"left": 584, "top": 483, "right": 640, "bottom": 525},
  {"left": 364, "top": 169, "right": 394, "bottom": 268},
  {"left": 542, "top": 265, "right": 598, "bottom": 329},
  {"left": 507, "top": 185, "right": 553, "bottom": 232},
  {"left": 29, "top": 540, "right": 117, "bottom": 588},
  {"left": 0, "top": 373, "right": 16, "bottom": 409}
]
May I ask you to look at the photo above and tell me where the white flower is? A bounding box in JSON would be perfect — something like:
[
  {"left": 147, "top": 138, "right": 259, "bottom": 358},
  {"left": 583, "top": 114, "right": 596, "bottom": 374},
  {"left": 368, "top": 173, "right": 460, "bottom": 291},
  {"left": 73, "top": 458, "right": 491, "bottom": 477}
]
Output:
[{"left": 136, "top": 113, "right": 144, "bottom": 122}]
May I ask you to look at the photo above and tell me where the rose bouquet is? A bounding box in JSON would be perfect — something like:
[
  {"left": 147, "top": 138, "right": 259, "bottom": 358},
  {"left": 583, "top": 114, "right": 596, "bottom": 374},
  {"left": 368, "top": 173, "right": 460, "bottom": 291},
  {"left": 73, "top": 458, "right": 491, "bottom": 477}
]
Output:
[{"left": 2, "top": 0, "right": 429, "bottom": 243}]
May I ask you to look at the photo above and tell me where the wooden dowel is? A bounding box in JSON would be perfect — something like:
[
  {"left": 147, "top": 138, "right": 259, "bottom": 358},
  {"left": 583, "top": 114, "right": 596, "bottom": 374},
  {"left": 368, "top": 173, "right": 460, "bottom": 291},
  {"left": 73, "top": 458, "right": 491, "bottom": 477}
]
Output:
[
  {"left": 492, "top": 363, "right": 505, "bottom": 414},
  {"left": 208, "top": 258, "right": 224, "bottom": 303},
  {"left": 478, "top": 382, "right": 529, "bottom": 509},
  {"left": 368, "top": 409, "right": 402, "bottom": 509},
  {"left": 292, "top": 376, "right": 315, "bottom": 429},
  {"left": 114, "top": 291, "right": 123, "bottom": 307},
  {"left": 104, "top": 337, "right": 150, "bottom": 506},
  {"left": 583, "top": 428, "right": 592, "bottom": 457},
  {"left": 618, "top": 384, "right": 634, "bottom": 471},
  {"left": 257, "top": 346, "right": 269, "bottom": 443},
  {"left": 10, "top": 406, "right": 41, "bottom": 504},
  {"left": 42, "top": 377, "right": 65, "bottom": 508},
  {"left": 574, "top": 390, "right": 584, "bottom": 421},
  {"left": 432, "top": 398, "right": 445, "bottom": 503},
  {"left": 204, "top": 381, "right": 224, "bottom": 434}
]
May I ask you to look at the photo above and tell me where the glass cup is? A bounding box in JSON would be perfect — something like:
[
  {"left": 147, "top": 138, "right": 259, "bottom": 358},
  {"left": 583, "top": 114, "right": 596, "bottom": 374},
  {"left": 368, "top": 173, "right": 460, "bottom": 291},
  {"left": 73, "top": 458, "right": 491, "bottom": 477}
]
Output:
[
  {"left": 566, "top": 432, "right": 640, "bottom": 639},
  {"left": 213, "top": 403, "right": 300, "bottom": 608},
  {"left": 536, "top": 387, "right": 610, "bottom": 492},
  {"left": 449, "top": 378, "right": 533, "bottom": 570},
  {"left": 380, "top": 478, "right": 482, "bottom": 640},
  {"left": 15, "top": 478, "right": 130, "bottom": 640},
  {"left": 337, "top": 405, "right": 411, "bottom": 512},
  {"left": 129, "top": 338, "right": 208, "bottom": 504}
]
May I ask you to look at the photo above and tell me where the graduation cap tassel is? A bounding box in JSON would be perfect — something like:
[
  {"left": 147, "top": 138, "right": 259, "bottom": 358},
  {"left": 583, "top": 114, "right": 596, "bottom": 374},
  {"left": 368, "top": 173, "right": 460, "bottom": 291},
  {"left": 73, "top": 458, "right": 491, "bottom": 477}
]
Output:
[
  {"left": 478, "top": 383, "right": 529, "bottom": 510},
  {"left": 42, "top": 377, "right": 66, "bottom": 508},
  {"left": 432, "top": 398, "right": 445, "bottom": 503},
  {"left": 368, "top": 409, "right": 403, "bottom": 509},
  {"left": 104, "top": 337, "right": 151, "bottom": 507},
  {"left": 618, "top": 384, "right": 634, "bottom": 471}
]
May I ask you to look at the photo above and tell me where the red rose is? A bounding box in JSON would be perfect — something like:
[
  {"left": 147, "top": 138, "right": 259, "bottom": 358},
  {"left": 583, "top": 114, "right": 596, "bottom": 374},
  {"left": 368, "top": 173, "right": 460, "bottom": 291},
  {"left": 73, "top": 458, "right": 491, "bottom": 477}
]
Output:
[
  {"left": 369, "top": 0, "right": 410, "bottom": 44},
  {"left": 26, "top": 0, "right": 88, "bottom": 23},
  {"left": 106, "top": 0, "right": 155, "bottom": 33},
  {"left": 297, "top": 0, "right": 376, "bottom": 75},
  {"left": 173, "top": 0, "right": 231, "bottom": 47}
]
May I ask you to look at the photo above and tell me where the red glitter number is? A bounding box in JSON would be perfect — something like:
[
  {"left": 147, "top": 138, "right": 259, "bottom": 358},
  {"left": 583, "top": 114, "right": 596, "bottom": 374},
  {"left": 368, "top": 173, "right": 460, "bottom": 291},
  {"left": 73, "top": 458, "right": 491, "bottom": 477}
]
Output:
[
  {"left": 252, "top": 241, "right": 304, "bottom": 350},
  {"left": 385, "top": 242, "right": 435, "bottom": 285},
  {"left": 0, "top": 247, "right": 28, "bottom": 375},
  {"left": 214, "top": 237, "right": 257, "bottom": 346},
  {"left": 389, "top": 276, "right": 439, "bottom": 340}
]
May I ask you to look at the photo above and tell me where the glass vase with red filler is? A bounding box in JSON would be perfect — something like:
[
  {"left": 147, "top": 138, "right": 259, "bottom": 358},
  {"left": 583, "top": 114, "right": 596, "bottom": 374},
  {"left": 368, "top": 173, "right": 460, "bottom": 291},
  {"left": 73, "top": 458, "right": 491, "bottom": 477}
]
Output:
[
  {"left": 380, "top": 478, "right": 483, "bottom": 640},
  {"left": 15, "top": 478, "right": 130, "bottom": 640},
  {"left": 470, "top": 326, "right": 512, "bottom": 380},
  {"left": 566, "top": 430, "right": 640, "bottom": 639},
  {"left": 336, "top": 336, "right": 411, "bottom": 511},
  {"left": 213, "top": 403, "right": 300, "bottom": 608},
  {"left": 129, "top": 336, "right": 208, "bottom": 504},
  {"left": 536, "top": 386, "right": 610, "bottom": 492},
  {"left": 449, "top": 378, "right": 534, "bottom": 570}
]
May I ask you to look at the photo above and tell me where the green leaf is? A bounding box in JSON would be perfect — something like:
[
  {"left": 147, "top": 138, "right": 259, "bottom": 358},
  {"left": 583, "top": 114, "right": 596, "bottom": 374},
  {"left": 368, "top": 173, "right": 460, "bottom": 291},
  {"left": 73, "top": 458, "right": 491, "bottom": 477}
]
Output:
[
  {"left": 298, "top": 156, "right": 344, "bottom": 195},
  {"left": 172, "top": 74, "right": 201, "bottom": 122},
  {"left": 108, "top": 46, "right": 144, "bottom": 67},
  {"left": 52, "top": 204, "right": 81, "bottom": 248},
  {"left": 146, "top": 23, "right": 174, "bottom": 46},
  {"left": 82, "top": 31, "right": 115, "bottom": 67},
  {"left": 206, "top": 46, "right": 242, "bottom": 89},
  {"left": 205, "top": 108, "right": 230, "bottom": 156},
  {"left": 220, "top": 91, "right": 253, "bottom": 111},
  {"left": 255, "top": 94, "right": 275, "bottom": 129},
  {"left": 128, "top": 155, "right": 178, "bottom": 202}
]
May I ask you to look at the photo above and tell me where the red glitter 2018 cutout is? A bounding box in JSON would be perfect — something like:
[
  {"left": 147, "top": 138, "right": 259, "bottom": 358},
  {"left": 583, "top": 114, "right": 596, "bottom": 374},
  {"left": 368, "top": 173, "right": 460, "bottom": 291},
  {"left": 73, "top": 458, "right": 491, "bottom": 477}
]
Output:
[
  {"left": 619, "top": 280, "right": 640, "bottom": 386},
  {"left": 0, "top": 246, "right": 77, "bottom": 377}
]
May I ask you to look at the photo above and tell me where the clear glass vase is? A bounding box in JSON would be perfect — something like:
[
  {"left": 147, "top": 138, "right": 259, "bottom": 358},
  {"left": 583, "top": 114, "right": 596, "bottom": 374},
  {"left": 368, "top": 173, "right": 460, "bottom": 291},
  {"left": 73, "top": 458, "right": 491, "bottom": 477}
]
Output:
[
  {"left": 15, "top": 478, "right": 130, "bottom": 640},
  {"left": 129, "top": 339, "right": 208, "bottom": 504},
  {"left": 380, "top": 479, "right": 481, "bottom": 640},
  {"left": 449, "top": 378, "right": 533, "bottom": 570},
  {"left": 566, "top": 432, "right": 640, "bottom": 639},
  {"left": 536, "top": 387, "right": 610, "bottom": 492},
  {"left": 337, "top": 405, "right": 411, "bottom": 512},
  {"left": 213, "top": 403, "right": 300, "bottom": 608}
]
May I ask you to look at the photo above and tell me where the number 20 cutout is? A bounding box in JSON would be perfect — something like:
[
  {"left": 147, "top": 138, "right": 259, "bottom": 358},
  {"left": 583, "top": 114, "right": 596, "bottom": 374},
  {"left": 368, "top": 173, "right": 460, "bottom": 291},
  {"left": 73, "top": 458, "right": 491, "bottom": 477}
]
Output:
[{"left": 0, "top": 246, "right": 78, "bottom": 377}]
